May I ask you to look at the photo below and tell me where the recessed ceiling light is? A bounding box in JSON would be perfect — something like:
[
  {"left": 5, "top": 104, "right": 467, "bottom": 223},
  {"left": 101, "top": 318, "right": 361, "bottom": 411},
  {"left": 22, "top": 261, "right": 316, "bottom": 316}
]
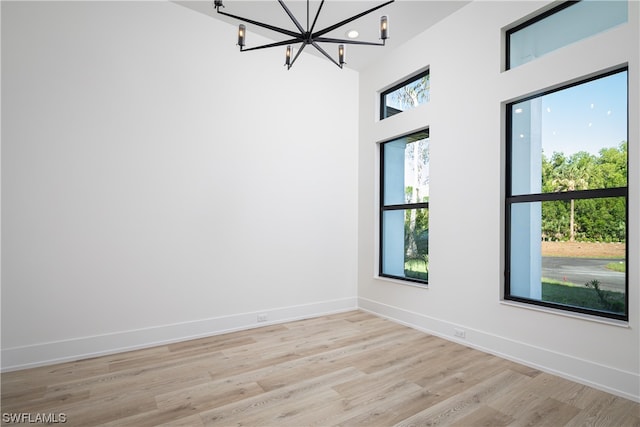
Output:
[{"left": 346, "top": 29, "right": 359, "bottom": 39}]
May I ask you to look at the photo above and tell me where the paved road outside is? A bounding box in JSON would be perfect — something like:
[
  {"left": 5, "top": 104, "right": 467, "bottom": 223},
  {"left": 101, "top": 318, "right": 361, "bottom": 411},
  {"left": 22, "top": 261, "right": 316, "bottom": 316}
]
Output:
[{"left": 542, "top": 257, "right": 625, "bottom": 292}]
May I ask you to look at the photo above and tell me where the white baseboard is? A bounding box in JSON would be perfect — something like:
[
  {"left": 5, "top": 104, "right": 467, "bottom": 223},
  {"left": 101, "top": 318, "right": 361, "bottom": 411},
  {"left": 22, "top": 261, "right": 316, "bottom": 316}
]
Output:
[
  {"left": 1, "top": 297, "right": 357, "bottom": 372},
  {"left": 5, "top": 295, "right": 638, "bottom": 403},
  {"left": 358, "top": 297, "right": 640, "bottom": 403}
]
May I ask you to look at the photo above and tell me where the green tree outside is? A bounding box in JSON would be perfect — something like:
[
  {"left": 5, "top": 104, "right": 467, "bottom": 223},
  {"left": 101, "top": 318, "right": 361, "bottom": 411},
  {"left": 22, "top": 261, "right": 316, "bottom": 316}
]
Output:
[{"left": 541, "top": 142, "right": 627, "bottom": 242}]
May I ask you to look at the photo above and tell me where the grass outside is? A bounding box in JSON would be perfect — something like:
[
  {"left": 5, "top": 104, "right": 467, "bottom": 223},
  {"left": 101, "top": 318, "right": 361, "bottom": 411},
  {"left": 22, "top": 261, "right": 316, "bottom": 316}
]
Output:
[
  {"left": 540, "top": 241, "right": 625, "bottom": 313},
  {"left": 542, "top": 281, "right": 625, "bottom": 314},
  {"left": 606, "top": 261, "right": 626, "bottom": 272},
  {"left": 402, "top": 241, "right": 625, "bottom": 312},
  {"left": 405, "top": 259, "right": 428, "bottom": 281}
]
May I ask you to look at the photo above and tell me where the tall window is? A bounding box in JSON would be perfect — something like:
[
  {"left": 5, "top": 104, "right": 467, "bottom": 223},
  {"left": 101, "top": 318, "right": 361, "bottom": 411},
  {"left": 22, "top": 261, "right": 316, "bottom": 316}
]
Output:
[
  {"left": 380, "top": 70, "right": 430, "bottom": 119},
  {"left": 505, "top": 69, "right": 628, "bottom": 320},
  {"left": 380, "top": 130, "right": 429, "bottom": 285}
]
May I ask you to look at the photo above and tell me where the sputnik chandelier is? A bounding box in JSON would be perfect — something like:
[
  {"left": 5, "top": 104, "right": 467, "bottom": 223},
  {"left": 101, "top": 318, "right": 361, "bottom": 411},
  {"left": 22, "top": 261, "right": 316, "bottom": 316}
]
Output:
[{"left": 214, "top": 0, "right": 394, "bottom": 69}]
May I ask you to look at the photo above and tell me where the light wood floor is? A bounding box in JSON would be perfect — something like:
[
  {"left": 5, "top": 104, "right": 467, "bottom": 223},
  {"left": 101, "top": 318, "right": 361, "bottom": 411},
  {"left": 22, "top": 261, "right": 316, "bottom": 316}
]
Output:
[{"left": 2, "top": 311, "right": 639, "bottom": 426}]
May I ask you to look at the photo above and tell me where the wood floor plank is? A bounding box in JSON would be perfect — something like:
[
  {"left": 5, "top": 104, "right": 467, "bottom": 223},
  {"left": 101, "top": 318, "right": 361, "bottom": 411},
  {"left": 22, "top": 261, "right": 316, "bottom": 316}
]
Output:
[
  {"left": 562, "top": 394, "right": 640, "bottom": 427},
  {"left": 488, "top": 387, "right": 549, "bottom": 420},
  {"left": 227, "top": 388, "right": 342, "bottom": 427},
  {"left": 394, "top": 369, "right": 532, "bottom": 426},
  {"left": 2, "top": 310, "right": 638, "bottom": 426},
  {"left": 335, "top": 383, "right": 442, "bottom": 426},
  {"left": 508, "top": 397, "right": 581, "bottom": 427},
  {"left": 54, "top": 388, "right": 159, "bottom": 426},
  {"left": 155, "top": 378, "right": 265, "bottom": 412},
  {"left": 99, "top": 404, "right": 201, "bottom": 427},
  {"left": 320, "top": 379, "right": 425, "bottom": 426},
  {"left": 0, "top": 387, "right": 92, "bottom": 416},
  {"left": 197, "top": 367, "right": 365, "bottom": 426},
  {"left": 40, "top": 350, "right": 226, "bottom": 401},
  {"left": 450, "top": 405, "right": 514, "bottom": 427},
  {"left": 156, "top": 414, "right": 206, "bottom": 427}
]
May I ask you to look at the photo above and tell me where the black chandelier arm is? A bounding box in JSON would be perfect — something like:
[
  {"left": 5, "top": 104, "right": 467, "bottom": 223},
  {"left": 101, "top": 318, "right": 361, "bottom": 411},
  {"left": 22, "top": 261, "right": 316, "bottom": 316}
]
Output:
[
  {"left": 312, "top": 0, "right": 395, "bottom": 38},
  {"left": 314, "top": 37, "right": 385, "bottom": 46},
  {"left": 278, "top": 0, "right": 305, "bottom": 34},
  {"left": 216, "top": 9, "right": 300, "bottom": 38},
  {"left": 240, "top": 38, "right": 301, "bottom": 53},
  {"left": 311, "top": 41, "right": 342, "bottom": 68},
  {"left": 309, "top": 0, "right": 325, "bottom": 35},
  {"left": 215, "top": 0, "right": 393, "bottom": 70},
  {"left": 288, "top": 41, "right": 308, "bottom": 69}
]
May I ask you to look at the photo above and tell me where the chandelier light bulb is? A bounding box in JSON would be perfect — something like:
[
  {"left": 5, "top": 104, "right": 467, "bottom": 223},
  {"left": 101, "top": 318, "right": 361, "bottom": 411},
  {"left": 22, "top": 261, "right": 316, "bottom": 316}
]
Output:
[
  {"left": 380, "top": 16, "right": 388, "bottom": 40},
  {"left": 285, "top": 45, "right": 292, "bottom": 67},
  {"left": 237, "top": 24, "right": 246, "bottom": 48}
]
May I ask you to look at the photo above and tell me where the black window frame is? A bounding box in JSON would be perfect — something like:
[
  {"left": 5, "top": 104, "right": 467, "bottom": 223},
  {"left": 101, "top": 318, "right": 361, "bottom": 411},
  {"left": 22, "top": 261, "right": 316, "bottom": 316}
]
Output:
[
  {"left": 379, "top": 128, "right": 430, "bottom": 285},
  {"left": 380, "top": 69, "right": 430, "bottom": 120},
  {"left": 504, "top": 67, "right": 629, "bottom": 321}
]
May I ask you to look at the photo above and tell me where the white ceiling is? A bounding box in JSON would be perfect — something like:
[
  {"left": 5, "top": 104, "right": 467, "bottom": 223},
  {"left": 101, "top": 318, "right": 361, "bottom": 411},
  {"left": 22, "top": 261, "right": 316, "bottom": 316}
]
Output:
[{"left": 176, "top": 1, "right": 470, "bottom": 71}]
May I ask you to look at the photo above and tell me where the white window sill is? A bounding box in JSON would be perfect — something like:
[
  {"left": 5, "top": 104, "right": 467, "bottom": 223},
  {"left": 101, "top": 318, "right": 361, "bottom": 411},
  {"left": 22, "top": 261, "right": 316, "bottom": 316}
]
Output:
[
  {"left": 375, "top": 275, "right": 429, "bottom": 289},
  {"left": 500, "top": 300, "right": 630, "bottom": 328}
]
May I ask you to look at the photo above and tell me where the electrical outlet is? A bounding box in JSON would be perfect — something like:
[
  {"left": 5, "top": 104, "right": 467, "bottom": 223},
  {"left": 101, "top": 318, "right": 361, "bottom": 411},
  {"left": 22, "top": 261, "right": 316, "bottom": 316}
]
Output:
[
  {"left": 454, "top": 328, "right": 466, "bottom": 339},
  {"left": 257, "top": 313, "right": 268, "bottom": 323}
]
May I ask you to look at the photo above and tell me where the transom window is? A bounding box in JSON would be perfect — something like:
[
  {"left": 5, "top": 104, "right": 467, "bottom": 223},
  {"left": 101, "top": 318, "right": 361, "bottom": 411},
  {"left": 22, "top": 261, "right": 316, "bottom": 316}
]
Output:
[
  {"left": 380, "top": 70, "right": 430, "bottom": 119},
  {"left": 506, "top": 0, "right": 628, "bottom": 70}
]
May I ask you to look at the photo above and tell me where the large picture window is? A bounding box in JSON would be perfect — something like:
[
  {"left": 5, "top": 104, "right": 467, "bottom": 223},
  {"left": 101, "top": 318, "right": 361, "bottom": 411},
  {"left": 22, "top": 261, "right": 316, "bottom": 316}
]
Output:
[
  {"left": 380, "top": 130, "right": 429, "bottom": 285},
  {"left": 505, "top": 68, "right": 628, "bottom": 320}
]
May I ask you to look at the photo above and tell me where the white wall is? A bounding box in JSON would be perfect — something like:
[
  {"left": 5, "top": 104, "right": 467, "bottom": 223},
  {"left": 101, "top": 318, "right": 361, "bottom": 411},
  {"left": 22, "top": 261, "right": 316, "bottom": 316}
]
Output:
[
  {"left": 1, "top": 1, "right": 359, "bottom": 369},
  {"left": 358, "top": 1, "right": 639, "bottom": 401}
]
